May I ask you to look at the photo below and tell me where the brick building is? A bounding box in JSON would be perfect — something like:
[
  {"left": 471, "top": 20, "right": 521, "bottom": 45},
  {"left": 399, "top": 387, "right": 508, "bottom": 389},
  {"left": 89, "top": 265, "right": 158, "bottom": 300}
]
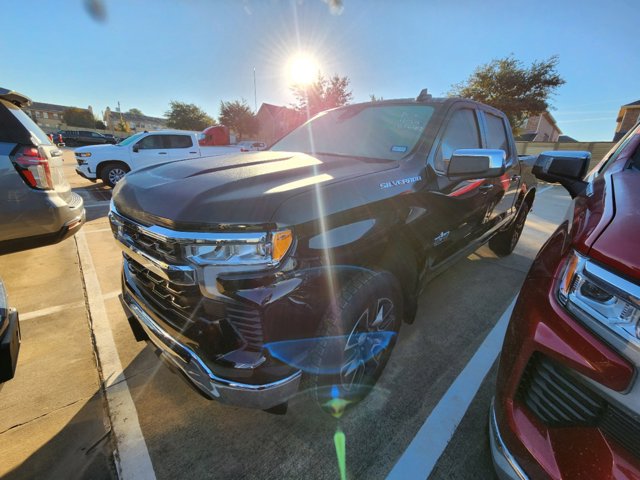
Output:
[
  {"left": 256, "top": 103, "right": 303, "bottom": 145},
  {"left": 22, "top": 102, "right": 93, "bottom": 132},
  {"left": 613, "top": 100, "right": 640, "bottom": 141},
  {"left": 103, "top": 107, "right": 167, "bottom": 132},
  {"left": 517, "top": 111, "right": 562, "bottom": 142}
]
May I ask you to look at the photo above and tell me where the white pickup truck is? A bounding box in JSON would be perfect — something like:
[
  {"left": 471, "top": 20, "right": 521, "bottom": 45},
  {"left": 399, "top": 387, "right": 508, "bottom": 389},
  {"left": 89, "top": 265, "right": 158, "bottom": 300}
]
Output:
[{"left": 74, "top": 130, "right": 243, "bottom": 187}]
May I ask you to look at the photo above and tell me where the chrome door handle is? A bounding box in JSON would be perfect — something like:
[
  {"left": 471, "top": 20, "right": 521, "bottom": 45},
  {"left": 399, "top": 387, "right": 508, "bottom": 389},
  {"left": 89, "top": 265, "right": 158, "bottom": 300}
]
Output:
[
  {"left": 479, "top": 184, "right": 494, "bottom": 192},
  {"left": 511, "top": 174, "right": 521, "bottom": 182},
  {"left": 158, "top": 152, "right": 167, "bottom": 155}
]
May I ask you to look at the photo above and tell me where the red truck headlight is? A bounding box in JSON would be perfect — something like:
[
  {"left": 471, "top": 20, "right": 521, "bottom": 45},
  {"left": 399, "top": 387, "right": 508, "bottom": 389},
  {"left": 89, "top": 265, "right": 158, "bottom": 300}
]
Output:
[{"left": 558, "top": 251, "right": 640, "bottom": 348}]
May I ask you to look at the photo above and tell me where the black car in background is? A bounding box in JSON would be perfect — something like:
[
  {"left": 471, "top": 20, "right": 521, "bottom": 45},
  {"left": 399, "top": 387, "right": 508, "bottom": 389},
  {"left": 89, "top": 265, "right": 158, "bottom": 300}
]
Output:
[{"left": 58, "top": 130, "right": 117, "bottom": 147}]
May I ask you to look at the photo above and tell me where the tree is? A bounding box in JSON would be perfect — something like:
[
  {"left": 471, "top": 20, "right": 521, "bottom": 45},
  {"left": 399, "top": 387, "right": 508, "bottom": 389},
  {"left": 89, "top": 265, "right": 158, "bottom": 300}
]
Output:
[
  {"left": 62, "top": 107, "right": 95, "bottom": 128},
  {"left": 218, "top": 99, "right": 258, "bottom": 141},
  {"left": 369, "top": 94, "right": 384, "bottom": 102},
  {"left": 449, "top": 55, "right": 565, "bottom": 130},
  {"left": 165, "top": 101, "right": 214, "bottom": 131},
  {"left": 95, "top": 120, "right": 107, "bottom": 130},
  {"left": 115, "top": 118, "right": 131, "bottom": 133},
  {"left": 127, "top": 108, "right": 143, "bottom": 116},
  {"left": 291, "top": 73, "right": 353, "bottom": 117}
]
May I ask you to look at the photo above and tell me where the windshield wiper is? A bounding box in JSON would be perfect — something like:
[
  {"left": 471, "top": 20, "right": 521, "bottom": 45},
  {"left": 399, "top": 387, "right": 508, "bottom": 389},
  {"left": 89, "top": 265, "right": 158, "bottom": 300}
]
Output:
[{"left": 309, "top": 152, "right": 395, "bottom": 163}]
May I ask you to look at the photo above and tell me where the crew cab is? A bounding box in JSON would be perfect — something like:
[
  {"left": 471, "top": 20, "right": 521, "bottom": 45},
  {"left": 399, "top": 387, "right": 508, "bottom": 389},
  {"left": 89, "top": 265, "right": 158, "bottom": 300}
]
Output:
[
  {"left": 75, "top": 130, "right": 244, "bottom": 187},
  {"left": 109, "top": 91, "right": 537, "bottom": 412},
  {"left": 491, "top": 124, "right": 640, "bottom": 479}
]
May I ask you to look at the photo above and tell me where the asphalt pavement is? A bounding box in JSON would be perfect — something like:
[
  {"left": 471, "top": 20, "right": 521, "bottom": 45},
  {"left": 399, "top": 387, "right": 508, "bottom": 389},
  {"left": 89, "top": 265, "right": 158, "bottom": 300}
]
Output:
[{"left": 0, "top": 150, "right": 572, "bottom": 480}]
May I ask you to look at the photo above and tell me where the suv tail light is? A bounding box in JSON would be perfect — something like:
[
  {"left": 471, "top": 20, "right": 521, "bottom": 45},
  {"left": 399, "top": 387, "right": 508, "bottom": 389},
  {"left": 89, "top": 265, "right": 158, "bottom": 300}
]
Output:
[{"left": 12, "top": 146, "right": 54, "bottom": 190}]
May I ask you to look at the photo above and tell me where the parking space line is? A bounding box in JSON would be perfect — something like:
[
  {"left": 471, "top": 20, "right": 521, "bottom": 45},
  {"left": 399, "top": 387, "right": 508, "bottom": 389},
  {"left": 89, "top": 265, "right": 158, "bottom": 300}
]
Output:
[
  {"left": 386, "top": 297, "right": 517, "bottom": 480},
  {"left": 75, "top": 230, "right": 156, "bottom": 480},
  {"left": 19, "top": 291, "right": 121, "bottom": 321},
  {"left": 84, "top": 201, "right": 111, "bottom": 208}
]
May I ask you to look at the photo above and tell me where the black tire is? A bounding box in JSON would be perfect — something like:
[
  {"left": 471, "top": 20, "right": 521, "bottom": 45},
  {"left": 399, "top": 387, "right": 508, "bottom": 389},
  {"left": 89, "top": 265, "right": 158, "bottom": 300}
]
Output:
[
  {"left": 307, "top": 270, "right": 402, "bottom": 413},
  {"left": 489, "top": 202, "right": 530, "bottom": 257},
  {"left": 101, "top": 163, "right": 130, "bottom": 188}
]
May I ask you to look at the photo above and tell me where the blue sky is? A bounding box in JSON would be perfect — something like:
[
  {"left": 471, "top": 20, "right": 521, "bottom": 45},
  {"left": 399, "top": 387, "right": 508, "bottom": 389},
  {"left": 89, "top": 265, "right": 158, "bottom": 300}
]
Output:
[{"left": 1, "top": 0, "right": 637, "bottom": 141}]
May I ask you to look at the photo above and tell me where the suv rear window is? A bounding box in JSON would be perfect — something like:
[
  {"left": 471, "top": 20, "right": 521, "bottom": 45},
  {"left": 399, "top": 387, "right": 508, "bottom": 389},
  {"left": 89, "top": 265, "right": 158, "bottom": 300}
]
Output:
[{"left": 0, "top": 99, "right": 52, "bottom": 146}]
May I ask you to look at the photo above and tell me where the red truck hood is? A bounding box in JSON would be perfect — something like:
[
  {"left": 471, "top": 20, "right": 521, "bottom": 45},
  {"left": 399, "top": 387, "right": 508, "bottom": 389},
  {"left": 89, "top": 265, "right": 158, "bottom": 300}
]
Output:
[{"left": 589, "top": 168, "right": 640, "bottom": 281}]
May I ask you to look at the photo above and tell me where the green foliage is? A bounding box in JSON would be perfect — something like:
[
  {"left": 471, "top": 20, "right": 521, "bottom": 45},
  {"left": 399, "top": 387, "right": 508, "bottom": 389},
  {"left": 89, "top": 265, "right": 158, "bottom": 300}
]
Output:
[
  {"left": 291, "top": 74, "right": 353, "bottom": 117},
  {"left": 127, "top": 108, "right": 143, "bottom": 116},
  {"left": 62, "top": 107, "right": 95, "bottom": 128},
  {"left": 165, "top": 101, "right": 214, "bottom": 131},
  {"left": 369, "top": 94, "right": 384, "bottom": 102},
  {"left": 218, "top": 99, "right": 258, "bottom": 141},
  {"left": 449, "top": 55, "right": 565, "bottom": 130}
]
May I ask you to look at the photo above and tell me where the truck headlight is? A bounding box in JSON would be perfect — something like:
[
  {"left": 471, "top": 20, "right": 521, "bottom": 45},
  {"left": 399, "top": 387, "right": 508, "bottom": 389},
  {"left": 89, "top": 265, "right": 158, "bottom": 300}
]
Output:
[
  {"left": 558, "top": 251, "right": 640, "bottom": 348},
  {"left": 75, "top": 152, "right": 92, "bottom": 157},
  {"left": 184, "top": 229, "right": 293, "bottom": 271}
]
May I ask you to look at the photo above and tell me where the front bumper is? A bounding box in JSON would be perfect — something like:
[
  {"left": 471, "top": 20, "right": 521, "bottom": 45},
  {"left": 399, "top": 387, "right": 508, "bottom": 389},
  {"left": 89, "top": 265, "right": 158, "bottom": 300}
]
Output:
[
  {"left": 489, "top": 399, "right": 529, "bottom": 480},
  {"left": 75, "top": 165, "right": 96, "bottom": 181},
  {"left": 0, "top": 309, "right": 20, "bottom": 383},
  {"left": 120, "top": 290, "right": 302, "bottom": 409}
]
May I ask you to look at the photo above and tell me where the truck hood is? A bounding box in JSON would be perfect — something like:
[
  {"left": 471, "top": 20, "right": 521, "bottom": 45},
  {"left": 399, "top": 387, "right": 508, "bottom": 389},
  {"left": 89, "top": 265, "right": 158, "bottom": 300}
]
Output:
[
  {"left": 112, "top": 151, "right": 399, "bottom": 229},
  {"left": 589, "top": 169, "right": 640, "bottom": 281}
]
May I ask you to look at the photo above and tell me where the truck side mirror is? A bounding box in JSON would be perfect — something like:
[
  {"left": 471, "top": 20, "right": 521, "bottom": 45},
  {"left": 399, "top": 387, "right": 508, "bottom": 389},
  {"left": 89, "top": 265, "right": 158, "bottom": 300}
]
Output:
[
  {"left": 532, "top": 151, "right": 590, "bottom": 198},
  {"left": 447, "top": 149, "right": 506, "bottom": 180},
  {"left": 132, "top": 144, "right": 140, "bottom": 153}
]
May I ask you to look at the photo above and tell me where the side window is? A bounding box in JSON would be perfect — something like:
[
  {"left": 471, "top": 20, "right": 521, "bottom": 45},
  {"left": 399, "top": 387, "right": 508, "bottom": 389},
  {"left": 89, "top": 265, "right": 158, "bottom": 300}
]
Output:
[
  {"left": 136, "top": 135, "right": 164, "bottom": 149},
  {"left": 166, "top": 135, "right": 193, "bottom": 148},
  {"left": 434, "top": 109, "right": 481, "bottom": 172},
  {"left": 484, "top": 113, "right": 510, "bottom": 155}
]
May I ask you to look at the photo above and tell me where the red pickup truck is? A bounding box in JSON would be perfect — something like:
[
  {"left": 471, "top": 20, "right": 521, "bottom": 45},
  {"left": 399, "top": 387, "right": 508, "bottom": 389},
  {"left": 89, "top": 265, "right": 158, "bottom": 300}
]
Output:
[{"left": 491, "top": 123, "right": 640, "bottom": 479}]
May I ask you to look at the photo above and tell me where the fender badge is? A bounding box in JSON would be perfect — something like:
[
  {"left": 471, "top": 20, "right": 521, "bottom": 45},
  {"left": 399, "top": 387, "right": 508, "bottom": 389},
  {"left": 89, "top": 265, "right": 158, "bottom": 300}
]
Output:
[{"left": 380, "top": 175, "right": 422, "bottom": 189}]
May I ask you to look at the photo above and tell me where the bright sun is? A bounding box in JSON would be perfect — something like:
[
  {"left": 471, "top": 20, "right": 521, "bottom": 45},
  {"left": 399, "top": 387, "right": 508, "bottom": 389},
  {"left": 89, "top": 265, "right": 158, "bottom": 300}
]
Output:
[{"left": 288, "top": 54, "right": 319, "bottom": 85}]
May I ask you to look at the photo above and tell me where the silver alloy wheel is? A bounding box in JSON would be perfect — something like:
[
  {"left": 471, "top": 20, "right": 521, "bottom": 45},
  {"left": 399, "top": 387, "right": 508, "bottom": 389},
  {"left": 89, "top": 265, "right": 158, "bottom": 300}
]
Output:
[
  {"left": 340, "top": 298, "right": 394, "bottom": 392},
  {"left": 108, "top": 167, "right": 127, "bottom": 184}
]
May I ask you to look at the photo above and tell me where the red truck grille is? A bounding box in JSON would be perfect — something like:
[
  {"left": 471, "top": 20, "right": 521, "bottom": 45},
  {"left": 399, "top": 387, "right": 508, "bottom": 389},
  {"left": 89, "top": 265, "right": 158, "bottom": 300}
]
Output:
[{"left": 517, "top": 354, "right": 640, "bottom": 459}]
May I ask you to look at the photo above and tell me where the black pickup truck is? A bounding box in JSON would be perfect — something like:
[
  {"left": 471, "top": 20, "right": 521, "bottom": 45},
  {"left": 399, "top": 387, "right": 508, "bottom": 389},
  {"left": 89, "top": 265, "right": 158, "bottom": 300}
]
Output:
[{"left": 110, "top": 91, "right": 537, "bottom": 412}]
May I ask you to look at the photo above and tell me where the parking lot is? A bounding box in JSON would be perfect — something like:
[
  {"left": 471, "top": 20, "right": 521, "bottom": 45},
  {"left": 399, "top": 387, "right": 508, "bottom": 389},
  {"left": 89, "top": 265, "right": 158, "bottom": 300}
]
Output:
[{"left": 0, "top": 149, "right": 571, "bottom": 480}]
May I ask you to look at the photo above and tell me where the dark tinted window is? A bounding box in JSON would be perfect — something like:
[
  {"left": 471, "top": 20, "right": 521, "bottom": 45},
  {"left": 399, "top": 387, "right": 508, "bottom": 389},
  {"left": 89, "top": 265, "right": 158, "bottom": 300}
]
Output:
[
  {"left": 166, "top": 135, "right": 192, "bottom": 148},
  {"left": 484, "top": 113, "right": 510, "bottom": 154},
  {"left": 137, "top": 135, "right": 165, "bottom": 149},
  {"left": 434, "top": 109, "right": 480, "bottom": 172}
]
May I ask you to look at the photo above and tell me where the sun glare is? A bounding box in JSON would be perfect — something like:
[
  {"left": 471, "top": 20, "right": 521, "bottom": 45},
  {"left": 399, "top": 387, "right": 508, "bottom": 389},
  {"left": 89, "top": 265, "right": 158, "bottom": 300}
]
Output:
[{"left": 288, "top": 54, "right": 319, "bottom": 85}]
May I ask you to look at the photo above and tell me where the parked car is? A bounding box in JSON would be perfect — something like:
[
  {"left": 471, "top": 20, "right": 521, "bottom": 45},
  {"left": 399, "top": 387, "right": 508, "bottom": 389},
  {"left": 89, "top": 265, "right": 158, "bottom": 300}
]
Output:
[
  {"left": 109, "top": 91, "right": 537, "bottom": 412},
  {"left": 75, "top": 129, "right": 245, "bottom": 188},
  {"left": 237, "top": 140, "right": 267, "bottom": 151},
  {"left": 491, "top": 123, "right": 640, "bottom": 479},
  {"left": 0, "top": 87, "right": 86, "bottom": 384},
  {"left": 102, "top": 133, "right": 121, "bottom": 143},
  {"left": 58, "top": 130, "right": 117, "bottom": 147}
]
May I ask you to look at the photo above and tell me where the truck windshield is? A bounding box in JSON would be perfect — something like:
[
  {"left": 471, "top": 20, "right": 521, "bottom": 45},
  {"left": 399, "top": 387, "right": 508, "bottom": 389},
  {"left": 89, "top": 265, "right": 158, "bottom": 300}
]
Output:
[
  {"left": 271, "top": 104, "right": 435, "bottom": 160},
  {"left": 118, "top": 132, "right": 146, "bottom": 146}
]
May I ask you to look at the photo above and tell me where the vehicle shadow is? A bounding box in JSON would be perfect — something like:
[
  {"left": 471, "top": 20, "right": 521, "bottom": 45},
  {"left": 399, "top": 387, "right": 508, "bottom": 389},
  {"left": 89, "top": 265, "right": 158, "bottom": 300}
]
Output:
[{"left": 2, "top": 390, "right": 115, "bottom": 480}]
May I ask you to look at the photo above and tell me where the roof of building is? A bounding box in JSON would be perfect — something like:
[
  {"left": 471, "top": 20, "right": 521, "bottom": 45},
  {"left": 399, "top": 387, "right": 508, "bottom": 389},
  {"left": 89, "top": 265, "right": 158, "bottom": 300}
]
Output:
[
  {"left": 515, "top": 133, "right": 537, "bottom": 142},
  {"left": 105, "top": 108, "right": 166, "bottom": 123},
  {"left": 29, "top": 102, "right": 88, "bottom": 113},
  {"left": 622, "top": 100, "right": 640, "bottom": 107},
  {"left": 558, "top": 135, "right": 578, "bottom": 143}
]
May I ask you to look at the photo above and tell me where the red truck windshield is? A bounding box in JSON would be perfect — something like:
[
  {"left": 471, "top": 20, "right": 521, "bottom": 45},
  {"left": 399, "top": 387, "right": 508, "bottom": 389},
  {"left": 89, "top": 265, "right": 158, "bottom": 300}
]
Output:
[{"left": 271, "top": 104, "right": 435, "bottom": 161}]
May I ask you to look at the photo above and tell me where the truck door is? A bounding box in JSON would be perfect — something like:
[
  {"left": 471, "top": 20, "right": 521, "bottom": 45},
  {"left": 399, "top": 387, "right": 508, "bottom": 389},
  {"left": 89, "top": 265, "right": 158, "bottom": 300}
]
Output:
[
  {"left": 426, "top": 107, "right": 493, "bottom": 261},
  {"left": 480, "top": 111, "right": 521, "bottom": 229},
  {"left": 132, "top": 134, "right": 168, "bottom": 170},
  {"left": 165, "top": 134, "right": 200, "bottom": 161}
]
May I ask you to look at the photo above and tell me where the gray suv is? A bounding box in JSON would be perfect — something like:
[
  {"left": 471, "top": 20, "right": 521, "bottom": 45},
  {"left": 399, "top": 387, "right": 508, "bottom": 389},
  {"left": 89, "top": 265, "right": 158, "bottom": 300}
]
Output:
[{"left": 0, "top": 87, "right": 85, "bottom": 383}]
